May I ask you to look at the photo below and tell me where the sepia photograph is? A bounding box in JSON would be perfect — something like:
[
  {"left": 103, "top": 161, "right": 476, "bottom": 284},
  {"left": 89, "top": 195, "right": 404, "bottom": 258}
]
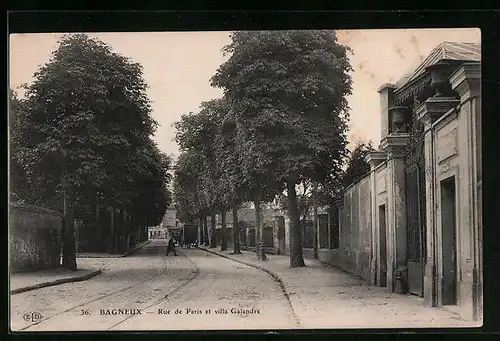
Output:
[{"left": 8, "top": 27, "right": 482, "bottom": 331}]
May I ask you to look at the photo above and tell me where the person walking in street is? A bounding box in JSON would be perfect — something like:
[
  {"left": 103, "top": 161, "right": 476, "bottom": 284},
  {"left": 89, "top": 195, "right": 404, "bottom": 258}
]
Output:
[{"left": 166, "top": 237, "right": 177, "bottom": 256}]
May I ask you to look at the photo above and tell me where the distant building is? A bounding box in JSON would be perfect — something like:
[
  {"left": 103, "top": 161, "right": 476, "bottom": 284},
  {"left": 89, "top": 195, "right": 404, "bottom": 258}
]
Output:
[
  {"left": 163, "top": 205, "right": 177, "bottom": 228},
  {"left": 163, "top": 205, "right": 182, "bottom": 239},
  {"left": 148, "top": 205, "right": 183, "bottom": 240},
  {"left": 148, "top": 222, "right": 168, "bottom": 240}
]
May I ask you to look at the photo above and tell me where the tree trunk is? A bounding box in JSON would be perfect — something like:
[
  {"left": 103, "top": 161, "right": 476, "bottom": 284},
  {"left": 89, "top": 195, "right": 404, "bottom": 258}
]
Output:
[
  {"left": 313, "top": 184, "right": 319, "bottom": 259},
  {"left": 125, "top": 210, "right": 131, "bottom": 252},
  {"left": 287, "top": 181, "right": 306, "bottom": 268},
  {"left": 210, "top": 210, "right": 217, "bottom": 248},
  {"left": 198, "top": 216, "right": 204, "bottom": 245},
  {"left": 298, "top": 207, "right": 304, "bottom": 247},
  {"left": 116, "top": 209, "right": 121, "bottom": 253},
  {"left": 96, "top": 195, "right": 103, "bottom": 252},
  {"left": 220, "top": 210, "right": 227, "bottom": 251},
  {"left": 109, "top": 208, "right": 115, "bottom": 253},
  {"left": 203, "top": 216, "right": 209, "bottom": 246},
  {"left": 232, "top": 203, "right": 241, "bottom": 254},
  {"left": 138, "top": 225, "right": 143, "bottom": 242},
  {"left": 255, "top": 195, "right": 267, "bottom": 261},
  {"left": 117, "top": 208, "right": 123, "bottom": 253},
  {"left": 62, "top": 189, "right": 77, "bottom": 270}
]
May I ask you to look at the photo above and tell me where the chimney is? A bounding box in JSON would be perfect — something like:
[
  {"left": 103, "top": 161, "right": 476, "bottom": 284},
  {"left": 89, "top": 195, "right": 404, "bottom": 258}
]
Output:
[{"left": 377, "top": 83, "right": 397, "bottom": 141}]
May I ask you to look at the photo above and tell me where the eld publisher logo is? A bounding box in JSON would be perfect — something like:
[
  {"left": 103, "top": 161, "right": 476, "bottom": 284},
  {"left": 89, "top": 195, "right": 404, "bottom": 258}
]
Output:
[{"left": 23, "top": 312, "right": 43, "bottom": 323}]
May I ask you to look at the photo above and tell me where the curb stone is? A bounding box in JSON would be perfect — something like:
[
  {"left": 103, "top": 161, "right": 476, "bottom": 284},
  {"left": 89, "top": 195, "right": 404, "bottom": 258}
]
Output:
[
  {"left": 10, "top": 269, "right": 103, "bottom": 295},
  {"left": 199, "top": 246, "right": 301, "bottom": 327},
  {"left": 76, "top": 240, "right": 152, "bottom": 258},
  {"left": 11, "top": 241, "right": 152, "bottom": 295},
  {"left": 122, "top": 240, "right": 151, "bottom": 257}
]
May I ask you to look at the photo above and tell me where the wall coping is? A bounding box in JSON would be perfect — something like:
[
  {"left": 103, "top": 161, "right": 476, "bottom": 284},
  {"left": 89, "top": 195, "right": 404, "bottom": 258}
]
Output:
[
  {"left": 377, "top": 83, "right": 397, "bottom": 93},
  {"left": 343, "top": 171, "right": 372, "bottom": 192},
  {"left": 431, "top": 105, "right": 458, "bottom": 131},
  {"left": 9, "top": 202, "right": 62, "bottom": 218},
  {"left": 374, "top": 160, "right": 388, "bottom": 172}
]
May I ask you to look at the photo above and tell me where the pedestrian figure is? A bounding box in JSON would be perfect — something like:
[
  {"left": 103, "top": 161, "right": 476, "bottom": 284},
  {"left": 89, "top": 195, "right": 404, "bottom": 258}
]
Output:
[{"left": 166, "top": 237, "right": 177, "bottom": 256}]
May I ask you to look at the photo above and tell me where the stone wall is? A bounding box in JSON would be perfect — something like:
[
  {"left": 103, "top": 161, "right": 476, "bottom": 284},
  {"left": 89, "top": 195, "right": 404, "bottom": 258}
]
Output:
[
  {"left": 208, "top": 206, "right": 282, "bottom": 250},
  {"left": 9, "top": 203, "right": 63, "bottom": 273},
  {"left": 318, "top": 174, "right": 373, "bottom": 282}
]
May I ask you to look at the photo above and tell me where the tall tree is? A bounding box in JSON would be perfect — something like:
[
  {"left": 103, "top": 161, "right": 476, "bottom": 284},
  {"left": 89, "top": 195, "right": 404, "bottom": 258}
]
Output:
[
  {"left": 9, "top": 89, "right": 32, "bottom": 204},
  {"left": 175, "top": 102, "right": 221, "bottom": 248},
  {"left": 211, "top": 30, "right": 352, "bottom": 267},
  {"left": 173, "top": 153, "right": 199, "bottom": 226},
  {"left": 214, "top": 110, "right": 246, "bottom": 255},
  {"left": 15, "top": 34, "right": 169, "bottom": 267}
]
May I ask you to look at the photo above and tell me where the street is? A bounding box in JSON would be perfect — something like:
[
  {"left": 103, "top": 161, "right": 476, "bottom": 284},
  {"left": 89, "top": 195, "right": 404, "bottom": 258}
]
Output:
[
  {"left": 10, "top": 240, "right": 297, "bottom": 331},
  {"left": 9, "top": 30, "right": 483, "bottom": 330}
]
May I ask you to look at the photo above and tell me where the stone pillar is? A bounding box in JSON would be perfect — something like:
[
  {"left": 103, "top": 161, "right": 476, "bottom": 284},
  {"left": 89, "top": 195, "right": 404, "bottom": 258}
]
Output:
[
  {"left": 416, "top": 62, "right": 462, "bottom": 307},
  {"left": 376, "top": 86, "right": 407, "bottom": 292},
  {"left": 449, "top": 62, "right": 482, "bottom": 321},
  {"left": 417, "top": 102, "right": 439, "bottom": 307},
  {"left": 366, "top": 151, "right": 388, "bottom": 286},
  {"left": 380, "top": 134, "right": 410, "bottom": 292}
]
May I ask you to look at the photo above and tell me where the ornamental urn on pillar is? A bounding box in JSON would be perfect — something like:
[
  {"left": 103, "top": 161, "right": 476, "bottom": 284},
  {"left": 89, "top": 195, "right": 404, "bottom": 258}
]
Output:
[
  {"left": 426, "top": 62, "right": 453, "bottom": 97},
  {"left": 389, "top": 106, "right": 410, "bottom": 133}
]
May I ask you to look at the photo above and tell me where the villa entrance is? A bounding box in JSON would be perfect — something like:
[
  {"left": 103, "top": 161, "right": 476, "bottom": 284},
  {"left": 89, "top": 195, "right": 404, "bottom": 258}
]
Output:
[{"left": 405, "top": 138, "right": 427, "bottom": 296}]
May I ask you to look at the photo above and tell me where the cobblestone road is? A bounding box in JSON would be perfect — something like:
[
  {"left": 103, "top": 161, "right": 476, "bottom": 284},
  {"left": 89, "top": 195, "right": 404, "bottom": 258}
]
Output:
[{"left": 10, "top": 241, "right": 296, "bottom": 331}]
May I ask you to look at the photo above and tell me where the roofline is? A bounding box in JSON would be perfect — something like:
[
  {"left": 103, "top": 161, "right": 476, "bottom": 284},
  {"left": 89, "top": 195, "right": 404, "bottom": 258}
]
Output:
[
  {"left": 394, "top": 41, "right": 481, "bottom": 94},
  {"left": 394, "top": 58, "right": 466, "bottom": 96}
]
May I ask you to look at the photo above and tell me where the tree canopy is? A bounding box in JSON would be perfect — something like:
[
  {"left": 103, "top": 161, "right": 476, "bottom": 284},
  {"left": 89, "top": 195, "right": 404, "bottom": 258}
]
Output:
[
  {"left": 209, "top": 30, "right": 353, "bottom": 267},
  {"left": 342, "top": 141, "right": 374, "bottom": 188},
  {"left": 10, "top": 34, "right": 172, "bottom": 261},
  {"left": 211, "top": 30, "right": 352, "bottom": 188}
]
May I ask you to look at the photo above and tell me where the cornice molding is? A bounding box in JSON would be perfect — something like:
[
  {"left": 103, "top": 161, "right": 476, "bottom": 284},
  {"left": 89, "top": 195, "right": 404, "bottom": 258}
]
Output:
[
  {"left": 449, "top": 62, "right": 481, "bottom": 101},
  {"left": 416, "top": 96, "right": 460, "bottom": 128}
]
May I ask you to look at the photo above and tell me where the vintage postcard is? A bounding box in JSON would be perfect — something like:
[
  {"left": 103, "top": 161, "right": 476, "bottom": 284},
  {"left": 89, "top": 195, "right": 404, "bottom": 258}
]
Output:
[{"left": 8, "top": 28, "right": 482, "bottom": 331}]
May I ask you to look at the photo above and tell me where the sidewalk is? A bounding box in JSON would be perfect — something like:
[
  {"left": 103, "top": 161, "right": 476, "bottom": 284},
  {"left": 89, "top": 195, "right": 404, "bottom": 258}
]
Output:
[
  {"left": 76, "top": 240, "right": 151, "bottom": 258},
  {"left": 10, "top": 241, "right": 151, "bottom": 295},
  {"left": 199, "top": 247, "right": 480, "bottom": 329}
]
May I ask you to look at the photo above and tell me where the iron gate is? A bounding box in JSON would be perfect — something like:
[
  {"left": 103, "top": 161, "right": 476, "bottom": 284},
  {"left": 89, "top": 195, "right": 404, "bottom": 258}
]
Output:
[{"left": 405, "top": 138, "right": 427, "bottom": 296}]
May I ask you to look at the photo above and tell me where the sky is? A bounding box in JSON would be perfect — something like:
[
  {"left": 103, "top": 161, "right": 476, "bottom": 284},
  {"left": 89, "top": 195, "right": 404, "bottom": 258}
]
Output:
[{"left": 9, "top": 28, "right": 480, "bottom": 159}]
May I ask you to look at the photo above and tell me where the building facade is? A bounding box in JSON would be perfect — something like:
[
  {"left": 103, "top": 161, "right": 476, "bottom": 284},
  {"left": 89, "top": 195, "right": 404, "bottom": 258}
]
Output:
[
  {"left": 365, "top": 42, "right": 481, "bottom": 321},
  {"left": 148, "top": 224, "right": 168, "bottom": 239}
]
